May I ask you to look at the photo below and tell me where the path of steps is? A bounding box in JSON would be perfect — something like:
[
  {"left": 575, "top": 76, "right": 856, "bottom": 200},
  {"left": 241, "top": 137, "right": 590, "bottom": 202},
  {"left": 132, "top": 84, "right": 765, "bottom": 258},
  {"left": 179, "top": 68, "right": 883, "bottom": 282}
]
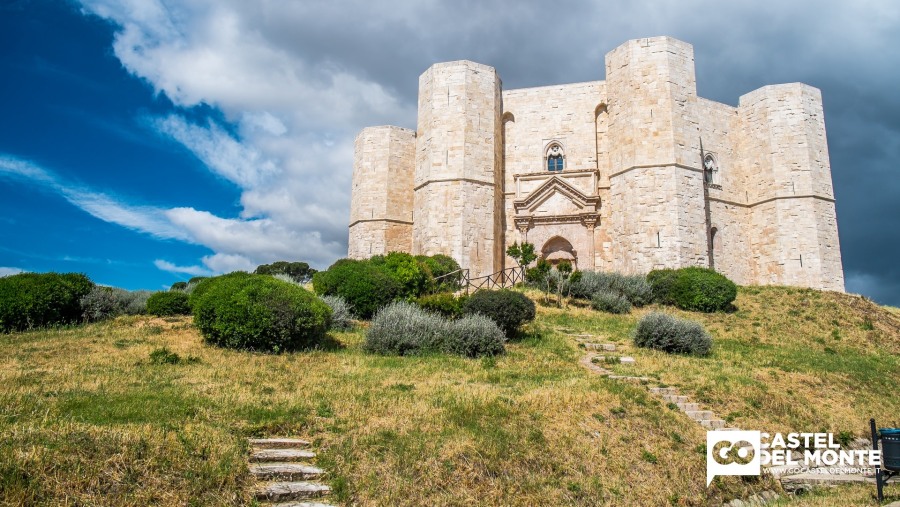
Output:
[
  {"left": 248, "top": 438, "right": 336, "bottom": 507},
  {"left": 572, "top": 332, "right": 884, "bottom": 502}
]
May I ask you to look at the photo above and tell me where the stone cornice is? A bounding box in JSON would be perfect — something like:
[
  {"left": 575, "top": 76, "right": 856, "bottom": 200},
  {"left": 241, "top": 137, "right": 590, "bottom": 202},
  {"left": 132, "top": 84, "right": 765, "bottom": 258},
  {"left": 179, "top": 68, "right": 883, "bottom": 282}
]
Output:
[
  {"left": 413, "top": 177, "right": 495, "bottom": 191},
  {"left": 349, "top": 218, "right": 413, "bottom": 227}
]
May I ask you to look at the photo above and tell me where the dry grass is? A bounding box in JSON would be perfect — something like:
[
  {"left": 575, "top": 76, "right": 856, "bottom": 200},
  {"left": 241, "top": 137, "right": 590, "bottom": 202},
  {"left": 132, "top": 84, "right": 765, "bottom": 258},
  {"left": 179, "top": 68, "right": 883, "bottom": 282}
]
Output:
[{"left": 0, "top": 286, "right": 897, "bottom": 506}]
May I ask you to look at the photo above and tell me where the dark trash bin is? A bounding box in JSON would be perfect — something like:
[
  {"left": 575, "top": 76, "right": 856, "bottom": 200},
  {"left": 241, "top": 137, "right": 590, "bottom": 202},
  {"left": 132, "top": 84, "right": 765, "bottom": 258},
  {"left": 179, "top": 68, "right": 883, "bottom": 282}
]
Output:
[{"left": 881, "top": 428, "right": 900, "bottom": 472}]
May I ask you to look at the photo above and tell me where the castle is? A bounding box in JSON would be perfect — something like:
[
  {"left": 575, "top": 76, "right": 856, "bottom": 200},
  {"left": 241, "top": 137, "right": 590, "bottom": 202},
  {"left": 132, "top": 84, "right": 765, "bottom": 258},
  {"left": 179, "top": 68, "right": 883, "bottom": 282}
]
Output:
[{"left": 348, "top": 36, "right": 845, "bottom": 291}]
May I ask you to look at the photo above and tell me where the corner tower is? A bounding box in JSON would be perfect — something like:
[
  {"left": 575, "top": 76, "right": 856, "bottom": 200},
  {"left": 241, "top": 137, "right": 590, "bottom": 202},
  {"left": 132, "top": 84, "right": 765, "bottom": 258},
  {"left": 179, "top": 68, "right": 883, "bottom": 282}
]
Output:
[
  {"left": 605, "top": 37, "right": 708, "bottom": 273},
  {"left": 412, "top": 61, "right": 504, "bottom": 277},
  {"left": 737, "top": 84, "right": 844, "bottom": 291},
  {"left": 348, "top": 126, "right": 416, "bottom": 258}
]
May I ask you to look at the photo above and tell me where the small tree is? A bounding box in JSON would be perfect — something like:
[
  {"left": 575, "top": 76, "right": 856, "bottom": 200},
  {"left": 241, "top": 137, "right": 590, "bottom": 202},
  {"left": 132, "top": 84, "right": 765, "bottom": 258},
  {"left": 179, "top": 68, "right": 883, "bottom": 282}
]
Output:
[{"left": 506, "top": 242, "right": 537, "bottom": 269}]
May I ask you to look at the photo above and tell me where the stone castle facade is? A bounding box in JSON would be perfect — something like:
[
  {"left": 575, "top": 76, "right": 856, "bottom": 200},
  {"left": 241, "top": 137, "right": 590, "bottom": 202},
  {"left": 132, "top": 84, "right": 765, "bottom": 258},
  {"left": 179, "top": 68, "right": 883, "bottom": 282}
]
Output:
[{"left": 348, "top": 36, "right": 845, "bottom": 291}]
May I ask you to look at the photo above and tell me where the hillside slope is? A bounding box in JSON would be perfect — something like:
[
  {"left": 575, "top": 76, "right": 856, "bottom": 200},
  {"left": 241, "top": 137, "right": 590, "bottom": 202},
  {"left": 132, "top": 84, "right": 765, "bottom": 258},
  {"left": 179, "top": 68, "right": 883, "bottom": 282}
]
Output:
[{"left": 0, "top": 286, "right": 897, "bottom": 506}]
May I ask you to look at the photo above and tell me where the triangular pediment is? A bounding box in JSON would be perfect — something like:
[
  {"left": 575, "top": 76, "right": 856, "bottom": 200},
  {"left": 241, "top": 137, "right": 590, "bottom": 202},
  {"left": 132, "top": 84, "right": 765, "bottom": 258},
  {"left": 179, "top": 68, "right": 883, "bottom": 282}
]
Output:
[{"left": 514, "top": 176, "right": 600, "bottom": 216}]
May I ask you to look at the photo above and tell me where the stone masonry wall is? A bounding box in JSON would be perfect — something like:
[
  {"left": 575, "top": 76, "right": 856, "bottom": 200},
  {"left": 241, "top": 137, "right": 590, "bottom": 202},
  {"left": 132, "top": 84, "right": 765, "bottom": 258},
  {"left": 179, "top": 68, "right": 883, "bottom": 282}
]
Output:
[
  {"left": 347, "top": 36, "right": 844, "bottom": 292},
  {"left": 413, "top": 61, "right": 502, "bottom": 277},
  {"left": 605, "top": 36, "right": 709, "bottom": 274},
  {"left": 348, "top": 126, "right": 415, "bottom": 259},
  {"left": 501, "top": 82, "right": 605, "bottom": 269}
]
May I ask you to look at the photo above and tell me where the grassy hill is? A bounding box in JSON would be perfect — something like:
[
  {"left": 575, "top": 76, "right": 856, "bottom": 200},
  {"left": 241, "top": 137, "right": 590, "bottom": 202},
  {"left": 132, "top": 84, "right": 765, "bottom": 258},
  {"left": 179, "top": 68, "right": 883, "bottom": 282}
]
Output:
[{"left": 0, "top": 286, "right": 897, "bottom": 506}]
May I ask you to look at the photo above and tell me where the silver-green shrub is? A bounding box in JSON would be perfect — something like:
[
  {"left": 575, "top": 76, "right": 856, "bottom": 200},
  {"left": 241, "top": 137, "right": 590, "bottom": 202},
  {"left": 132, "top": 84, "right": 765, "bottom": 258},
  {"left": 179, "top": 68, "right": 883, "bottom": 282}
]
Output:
[
  {"left": 365, "top": 301, "right": 505, "bottom": 357},
  {"left": 590, "top": 290, "right": 632, "bottom": 314},
  {"left": 572, "top": 271, "right": 652, "bottom": 307},
  {"left": 364, "top": 301, "right": 445, "bottom": 355},
  {"left": 633, "top": 312, "right": 712, "bottom": 356},
  {"left": 443, "top": 313, "right": 506, "bottom": 357},
  {"left": 80, "top": 286, "right": 125, "bottom": 322},
  {"left": 121, "top": 290, "right": 153, "bottom": 315},
  {"left": 320, "top": 295, "right": 353, "bottom": 330}
]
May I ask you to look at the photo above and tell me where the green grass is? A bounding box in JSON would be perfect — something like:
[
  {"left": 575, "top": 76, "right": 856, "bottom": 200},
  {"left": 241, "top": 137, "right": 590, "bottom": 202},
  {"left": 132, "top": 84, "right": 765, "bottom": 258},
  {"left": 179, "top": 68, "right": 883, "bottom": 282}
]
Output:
[{"left": 0, "top": 287, "right": 898, "bottom": 505}]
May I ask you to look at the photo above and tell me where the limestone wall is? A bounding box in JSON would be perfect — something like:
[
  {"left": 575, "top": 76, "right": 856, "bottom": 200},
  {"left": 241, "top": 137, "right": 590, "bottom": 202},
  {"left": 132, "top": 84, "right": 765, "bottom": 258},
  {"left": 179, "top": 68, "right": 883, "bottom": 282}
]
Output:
[
  {"left": 413, "top": 61, "right": 503, "bottom": 277},
  {"left": 348, "top": 126, "right": 416, "bottom": 259},
  {"left": 605, "top": 36, "right": 709, "bottom": 274},
  {"left": 736, "top": 84, "right": 844, "bottom": 290}
]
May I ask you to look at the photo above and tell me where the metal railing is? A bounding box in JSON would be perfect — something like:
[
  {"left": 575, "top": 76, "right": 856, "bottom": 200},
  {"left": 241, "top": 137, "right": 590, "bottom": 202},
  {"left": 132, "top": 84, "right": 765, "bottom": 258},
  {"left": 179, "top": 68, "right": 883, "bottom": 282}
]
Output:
[{"left": 432, "top": 266, "right": 526, "bottom": 295}]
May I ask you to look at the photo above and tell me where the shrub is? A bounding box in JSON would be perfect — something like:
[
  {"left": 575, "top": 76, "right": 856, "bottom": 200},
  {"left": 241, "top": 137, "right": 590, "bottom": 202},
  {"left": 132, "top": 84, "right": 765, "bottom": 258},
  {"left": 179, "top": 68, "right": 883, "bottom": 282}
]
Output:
[
  {"left": 371, "top": 252, "right": 430, "bottom": 299},
  {"left": 571, "top": 271, "right": 653, "bottom": 306},
  {"left": 0, "top": 272, "right": 94, "bottom": 332},
  {"left": 188, "top": 276, "right": 209, "bottom": 285},
  {"left": 416, "top": 254, "right": 463, "bottom": 292},
  {"left": 255, "top": 261, "right": 317, "bottom": 284},
  {"left": 80, "top": 286, "right": 126, "bottom": 322},
  {"left": 320, "top": 295, "right": 353, "bottom": 330},
  {"left": 416, "top": 292, "right": 466, "bottom": 318},
  {"left": 633, "top": 312, "right": 712, "bottom": 356},
  {"left": 363, "top": 301, "right": 445, "bottom": 356},
  {"left": 121, "top": 290, "right": 153, "bottom": 315},
  {"left": 525, "top": 258, "right": 552, "bottom": 286},
  {"left": 647, "top": 269, "right": 679, "bottom": 305},
  {"left": 193, "top": 273, "right": 331, "bottom": 352},
  {"left": 591, "top": 291, "right": 632, "bottom": 314},
  {"left": 146, "top": 291, "right": 191, "bottom": 316},
  {"left": 669, "top": 267, "right": 737, "bottom": 312},
  {"left": 312, "top": 259, "right": 400, "bottom": 319},
  {"left": 170, "top": 281, "right": 188, "bottom": 291},
  {"left": 443, "top": 313, "right": 506, "bottom": 357},
  {"left": 462, "top": 289, "right": 535, "bottom": 337},
  {"left": 364, "top": 301, "right": 504, "bottom": 357}
]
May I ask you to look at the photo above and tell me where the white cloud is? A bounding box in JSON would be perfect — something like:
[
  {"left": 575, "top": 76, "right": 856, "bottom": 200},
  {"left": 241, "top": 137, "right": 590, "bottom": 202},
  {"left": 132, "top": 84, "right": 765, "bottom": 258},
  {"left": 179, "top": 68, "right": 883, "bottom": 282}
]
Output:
[
  {"left": 153, "top": 259, "right": 214, "bottom": 277},
  {"left": 153, "top": 114, "right": 279, "bottom": 188},
  {"left": 0, "top": 267, "right": 25, "bottom": 277}
]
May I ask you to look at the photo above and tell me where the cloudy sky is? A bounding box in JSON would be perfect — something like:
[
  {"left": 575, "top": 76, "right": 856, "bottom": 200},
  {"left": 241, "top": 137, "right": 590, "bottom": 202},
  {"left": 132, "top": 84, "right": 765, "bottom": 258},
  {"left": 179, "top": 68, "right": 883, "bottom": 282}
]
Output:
[{"left": 0, "top": 0, "right": 898, "bottom": 304}]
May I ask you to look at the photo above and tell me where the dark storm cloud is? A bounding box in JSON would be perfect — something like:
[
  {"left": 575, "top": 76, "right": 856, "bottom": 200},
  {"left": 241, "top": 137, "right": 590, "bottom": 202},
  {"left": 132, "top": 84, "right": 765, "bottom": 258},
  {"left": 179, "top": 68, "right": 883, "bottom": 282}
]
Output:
[{"left": 83, "top": 0, "right": 900, "bottom": 303}]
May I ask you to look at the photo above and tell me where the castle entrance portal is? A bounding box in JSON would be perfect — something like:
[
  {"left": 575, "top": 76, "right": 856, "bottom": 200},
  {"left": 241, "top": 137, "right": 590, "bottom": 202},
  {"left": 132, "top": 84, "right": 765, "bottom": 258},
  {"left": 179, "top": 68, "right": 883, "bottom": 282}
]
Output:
[{"left": 541, "top": 236, "right": 577, "bottom": 269}]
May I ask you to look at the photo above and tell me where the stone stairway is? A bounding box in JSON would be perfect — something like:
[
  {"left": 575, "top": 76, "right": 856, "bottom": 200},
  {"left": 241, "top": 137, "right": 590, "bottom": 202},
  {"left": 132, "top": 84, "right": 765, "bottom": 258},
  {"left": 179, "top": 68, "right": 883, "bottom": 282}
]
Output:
[
  {"left": 248, "top": 438, "right": 336, "bottom": 506},
  {"left": 571, "top": 332, "right": 885, "bottom": 503}
]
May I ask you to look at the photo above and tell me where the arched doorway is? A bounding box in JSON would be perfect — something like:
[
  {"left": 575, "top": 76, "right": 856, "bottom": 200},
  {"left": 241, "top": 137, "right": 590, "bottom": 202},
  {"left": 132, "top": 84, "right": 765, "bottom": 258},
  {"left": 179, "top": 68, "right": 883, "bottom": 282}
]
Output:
[{"left": 541, "top": 236, "right": 577, "bottom": 269}]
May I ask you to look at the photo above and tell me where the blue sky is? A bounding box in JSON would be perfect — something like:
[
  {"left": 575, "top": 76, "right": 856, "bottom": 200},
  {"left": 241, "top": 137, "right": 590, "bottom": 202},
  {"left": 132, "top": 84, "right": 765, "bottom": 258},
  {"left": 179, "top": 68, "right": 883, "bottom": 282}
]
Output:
[{"left": 1, "top": 0, "right": 899, "bottom": 305}]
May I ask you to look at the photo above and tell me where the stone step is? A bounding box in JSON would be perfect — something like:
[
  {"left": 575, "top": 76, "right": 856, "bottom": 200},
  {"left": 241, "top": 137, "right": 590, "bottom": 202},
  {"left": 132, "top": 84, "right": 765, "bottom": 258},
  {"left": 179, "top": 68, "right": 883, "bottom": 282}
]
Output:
[
  {"left": 580, "top": 342, "right": 617, "bottom": 352},
  {"left": 606, "top": 375, "right": 651, "bottom": 382},
  {"left": 249, "top": 438, "right": 311, "bottom": 449},
  {"left": 685, "top": 410, "right": 715, "bottom": 421},
  {"left": 271, "top": 502, "right": 337, "bottom": 507},
  {"left": 250, "top": 463, "right": 325, "bottom": 481},
  {"left": 251, "top": 449, "right": 317, "bottom": 462},
  {"left": 700, "top": 419, "right": 727, "bottom": 429},
  {"left": 619, "top": 356, "right": 635, "bottom": 364},
  {"left": 676, "top": 402, "right": 700, "bottom": 411},
  {"left": 254, "top": 481, "right": 331, "bottom": 502},
  {"left": 649, "top": 387, "right": 678, "bottom": 395},
  {"left": 661, "top": 394, "right": 688, "bottom": 403}
]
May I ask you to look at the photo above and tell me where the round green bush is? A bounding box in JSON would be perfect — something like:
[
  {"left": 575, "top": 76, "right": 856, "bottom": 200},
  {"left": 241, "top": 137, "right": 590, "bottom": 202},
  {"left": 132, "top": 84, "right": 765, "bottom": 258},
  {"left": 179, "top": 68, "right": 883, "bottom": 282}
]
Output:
[
  {"left": 193, "top": 273, "right": 331, "bottom": 352},
  {"left": 416, "top": 254, "right": 462, "bottom": 292},
  {"left": 312, "top": 259, "right": 400, "bottom": 319},
  {"left": 462, "top": 289, "right": 535, "bottom": 337},
  {"left": 371, "top": 252, "right": 430, "bottom": 299},
  {"left": 647, "top": 269, "right": 679, "bottom": 305},
  {"left": 169, "top": 281, "right": 188, "bottom": 291},
  {"left": 416, "top": 292, "right": 466, "bottom": 318},
  {"left": 146, "top": 291, "right": 191, "bottom": 316},
  {"left": 670, "top": 267, "right": 737, "bottom": 312},
  {"left": 0, "top": 272, "right": 94, "bottom": 332},
  {"left": 633, "top": 312, "right": 712, "bottom": 356},
  {"left": 590, "top": 291, "right": 632, "bottom": 314}
]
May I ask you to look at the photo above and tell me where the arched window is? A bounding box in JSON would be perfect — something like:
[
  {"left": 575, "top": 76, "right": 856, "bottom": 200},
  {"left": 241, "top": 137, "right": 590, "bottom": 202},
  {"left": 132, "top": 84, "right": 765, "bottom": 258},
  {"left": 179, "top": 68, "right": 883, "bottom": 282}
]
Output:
[{"left": 546, "top": 142, "right": 565, "bottom": 172}]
